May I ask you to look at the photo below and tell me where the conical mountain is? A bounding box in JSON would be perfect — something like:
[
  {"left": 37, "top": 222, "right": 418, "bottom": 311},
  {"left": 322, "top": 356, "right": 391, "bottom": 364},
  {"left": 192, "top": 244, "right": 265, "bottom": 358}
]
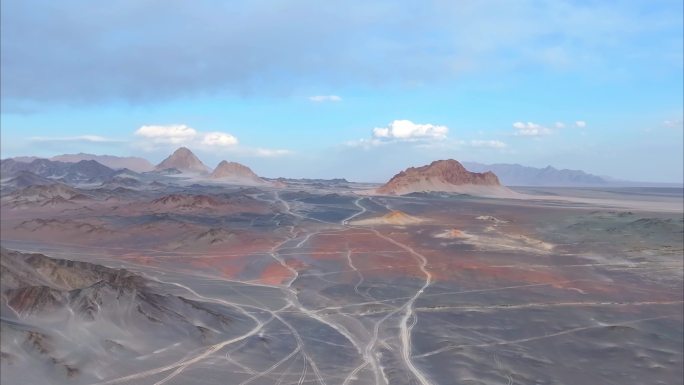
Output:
[
  {"left": 155, "top": 147, "right": 210, "bottom": 174},
  {"left": 209, "top": 161, "right": 266, "bottom": 185}
]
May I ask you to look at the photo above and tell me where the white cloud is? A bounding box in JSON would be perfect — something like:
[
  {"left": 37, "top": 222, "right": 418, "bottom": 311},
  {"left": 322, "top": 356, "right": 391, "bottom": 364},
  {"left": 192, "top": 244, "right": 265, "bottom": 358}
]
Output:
[
  {"left": 218, "top": 146, "right": 293, "bottom": 157},
  {"left": 512, "top": 121, "right": 551, "bottom": 136},
  {"left": 663, "top": 119, "right": 683, "bottom": 128},
  {"left": 135, "top": 124, "right": 197, "bottom": 144},
  {"left": 309, "top": 95, "right": 342, "bottom": 102},
  {"left": 252, "top": 148, "right": 293, "bottom": 157},
  {"left": 372, "top": 120, "right": 449, "bottom": 140},
  {"left": 554, "top": 122, "right": 566, "bottom": 129},
  {"left": 29, "top": 135, "right": 122, "bottom": 143},
  {"left": 469, "top": 140, "right": 507, "bottom": 148},
  {"left": 574, "top": 120, "right": 587, "bottom": 128},
  {"left": 344, "top": 138, "right": 385, "bottom": 149},
  {"left": 201, "top": 132, "right": 238, "bottom": 147}
]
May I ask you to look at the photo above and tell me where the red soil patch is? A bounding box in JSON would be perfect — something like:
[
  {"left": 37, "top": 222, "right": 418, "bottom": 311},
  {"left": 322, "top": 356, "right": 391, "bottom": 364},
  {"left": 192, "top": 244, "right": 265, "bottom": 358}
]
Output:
[
  {"left": 187, "top": 257, "right": 245, "bottom": 279},
  {"left": 307, "top": 230, "right": 403, "bottom": 259},
  {"left": 258, "top": 262, "right": 294, "bottom": 285},
  {"left": 422, "top": 249, "right": 617, "bottom": 294}
]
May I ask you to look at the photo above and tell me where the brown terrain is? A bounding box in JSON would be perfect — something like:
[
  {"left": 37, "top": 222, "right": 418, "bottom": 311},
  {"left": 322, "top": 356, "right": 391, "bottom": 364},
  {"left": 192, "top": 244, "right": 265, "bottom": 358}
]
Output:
[
  {"left": 209, "top": 160, "right": 268, "bottom": 185},
  {"left": 375, "top": 159, "right": 515, "bottom": 197}
]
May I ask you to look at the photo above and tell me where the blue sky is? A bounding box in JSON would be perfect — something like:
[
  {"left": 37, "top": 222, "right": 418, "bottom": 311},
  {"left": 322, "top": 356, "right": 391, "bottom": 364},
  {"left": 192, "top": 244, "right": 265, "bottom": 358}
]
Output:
[{"left": 2, "top": 0, "right": 682, "bottom": 182}]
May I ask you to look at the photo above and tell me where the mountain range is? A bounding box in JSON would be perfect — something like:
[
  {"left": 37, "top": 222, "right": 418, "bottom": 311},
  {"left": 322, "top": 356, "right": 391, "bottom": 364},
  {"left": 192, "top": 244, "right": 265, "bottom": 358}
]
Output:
[
  {"left": 462, "top": 162, "right": 681, "bottom": 187},
  {"left": 4, "top": 148, "right": 677, "bottom": 187},
  {"left": 50, "top": 153, "right": 154, "bottom": 173},
  {"left": 1, "top": 158, "right": 117, "bottom": 185},
  {"left": 1, "top": 148, "right": 272, "bottom": 192},
  {"left": 462, "top": 162, "right": 607, "bottom": 186}
]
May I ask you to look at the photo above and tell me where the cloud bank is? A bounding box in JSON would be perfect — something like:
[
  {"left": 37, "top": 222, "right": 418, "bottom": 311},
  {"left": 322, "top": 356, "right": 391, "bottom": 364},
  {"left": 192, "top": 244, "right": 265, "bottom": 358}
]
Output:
[
  {"left": 3, "top": 0, "right": 680, "bottom": 105},
  {"left": 132, "top": 124, "right": 291, "bottom": 157},
  {"left": 134, "top": 124, "right": 238, "bottom": 148},
  {"left": 348, "top": 119, "right": 507, "bottom": 151}
]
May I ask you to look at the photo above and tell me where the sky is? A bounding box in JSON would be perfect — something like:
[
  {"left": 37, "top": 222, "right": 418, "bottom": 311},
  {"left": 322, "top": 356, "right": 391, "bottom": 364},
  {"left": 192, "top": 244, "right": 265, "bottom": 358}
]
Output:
[{"left": 1, "top": 0, "right": 682, "bottom": 183}]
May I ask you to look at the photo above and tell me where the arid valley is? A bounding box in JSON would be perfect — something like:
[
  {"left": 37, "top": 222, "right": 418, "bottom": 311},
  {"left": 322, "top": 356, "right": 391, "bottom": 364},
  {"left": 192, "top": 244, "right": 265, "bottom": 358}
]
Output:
[
  {"left": 1, "top": 149, "right": 682, "bottom": 385},
  {"left": 3, "top": 1, "right": 683, "bottom": 383}
]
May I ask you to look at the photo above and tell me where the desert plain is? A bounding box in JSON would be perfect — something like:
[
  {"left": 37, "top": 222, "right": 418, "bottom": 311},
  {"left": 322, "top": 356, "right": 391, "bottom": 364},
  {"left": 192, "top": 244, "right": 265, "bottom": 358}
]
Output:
[{"left": 0, "top": 158, "right": 682, "bottom": 385}]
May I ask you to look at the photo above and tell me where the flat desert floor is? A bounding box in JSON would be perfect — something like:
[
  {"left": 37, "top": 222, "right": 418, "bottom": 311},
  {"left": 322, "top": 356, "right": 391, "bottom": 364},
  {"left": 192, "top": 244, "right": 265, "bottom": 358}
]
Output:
[{"left": 1, "top": 183, "right": 682, "bottom": 385}]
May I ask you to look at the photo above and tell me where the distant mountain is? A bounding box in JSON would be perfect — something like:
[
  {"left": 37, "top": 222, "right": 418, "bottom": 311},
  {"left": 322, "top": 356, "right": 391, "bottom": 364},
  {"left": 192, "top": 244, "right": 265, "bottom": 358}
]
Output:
[
  {"left": 462, "top": 162, "right": 609, "bottom": 186},
  {"left": 209, "top": 160, "right": 267, "bottom": 185},
  {"left": 2, "top": 183, "right": 91, "bottom": 207},
  {"left": 155, "top": 147, "right": 210, "bottom": 174},
  {"left": 51, "top": 153, "right": 154, "bottom": 173},
  {"left": 99, "top": 175, "right": 144, "bottom": 189},
  {"left": 1, "top": 158, "right": 116, "bottom": 184},
  {"left": 376, "top": 159, "right": 514, "bottom": 197},
  {"left": 1, "top": 171, "right": 56, "bottom": 190},
  {"left": 9, "top": 156, "right": 41, "bottom": 163}
]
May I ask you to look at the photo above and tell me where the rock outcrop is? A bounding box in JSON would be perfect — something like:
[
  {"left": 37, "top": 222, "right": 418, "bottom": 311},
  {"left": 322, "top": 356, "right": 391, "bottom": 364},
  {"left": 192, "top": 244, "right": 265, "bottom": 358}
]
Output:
[{"left": 376, "top": 159, "right": 513, "bottom": 197}]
